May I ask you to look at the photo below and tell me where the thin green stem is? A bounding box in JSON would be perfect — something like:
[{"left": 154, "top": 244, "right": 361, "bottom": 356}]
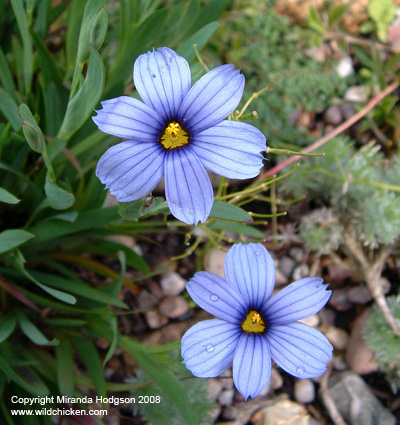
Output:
[
  {"left": 193, "top": 44, "right": 209, "bottom": 72},
  {"left": 172, "top": 234, "right": 203, "bottom": 260},
  {"left": 216, "top": 176, "right": 227, "bottom": 198},
  {"left": 271, "top": 181, "right": 278, "bottom": 244},
  {"left": 237, "top": 85, "right": 270, "bottom": 118},
  {"left": 267, "top": 147, "right": 325, "bottom": 157},
  {"left": 249, "top": 211, "right": 287, "bottom": 218}
]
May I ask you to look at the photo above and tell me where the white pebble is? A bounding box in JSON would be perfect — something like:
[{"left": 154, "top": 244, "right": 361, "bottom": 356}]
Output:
[
  {"left": 160, "top": 271, "right": 186, "bottom": 296},
  {"left": 158, "top": 296, "right": 189, "bottom": 319},
  {"left": 336, "top": 56, "right": 354, "bottom": 77},
  {"left": 294, "top": 379, "right": 315, "bottom": 404}
]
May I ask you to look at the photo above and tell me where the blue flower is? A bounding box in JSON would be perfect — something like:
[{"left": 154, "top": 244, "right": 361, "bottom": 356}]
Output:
[
  {"left": 93, "top": 47, "right": 266, "bottom": 225},
  {"left": 181, "top": 243, "right": 333, "bottom": 400}
]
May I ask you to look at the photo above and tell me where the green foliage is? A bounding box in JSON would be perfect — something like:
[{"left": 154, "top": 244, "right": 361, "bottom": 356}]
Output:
[
  {"left": 350, "top": 42, "right": 400, "bottom": 144},
  {"left": 209, "top": 200, "right": 253, "bottom": 223},
  {"left": 368, "top": 0, "right": 396, "bottom": 42},
  {"left": 364, "top": 296, "right": 400, "bottom": 390},
  {"left": 212, "top": 0, "right": 345, "bottom": 146},
  {"left": 0, "top": 0, "right": 230, "bottom": 422},
  {"left": 305, "top": 0, "right": 400, "bottom": 149},
  {"left": 282, "top": 138, "right": 400, "bottom": 248},
  {"left": 118, "top": 197, "right": 170, "bottom": 221},
  {"left": 300, "top": 208, "right": 344, "bottom": 254},
  {"left": 129, "top": 352, "right": 215, "bottom": 425}
]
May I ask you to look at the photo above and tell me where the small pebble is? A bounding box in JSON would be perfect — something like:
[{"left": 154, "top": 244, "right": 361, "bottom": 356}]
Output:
[
  {"left": 296, "top": 110, "right": 313, "bottom": 129},
  {"left": 158, "top": 296, "right": 190, "bottom": 319},
  {"left": 144, "top": 309, "right": 168, "bottom": 329},
  {"left": 336, "top": 56, "right": 355, "bottom": 77},
  {"left": 219, "top": 405, "right": 237, "bottom": 422},
  {"left": 305, "top": 46, "right": 325, "bottom": 62},
  {"left": 292, "top": 263, "right": 309, "bottom": 280},
  {"left": 218, "top": 389, "right": 234, "bottom": 406},
  {"left": 326, "top": 262, "right": 353, "bottom": 282},
  {"left": 344, "top": 85, "right": 367, "bottom": 103},
  {"left": 251, "top": 399, "right": 309, "bottom": 425},
  {"left": 275, "top": 267, "right": 288, "bottom": 286},
  {"left": 137, "top": 290, "right": 158, "bottom": 309},
  {"left": 347, "top": 285, "right": 372, "bottom": 304},
  {"left": 299, "top": 314, "right": 319, "bottom": 328},
  {"left": 289, "top": 247, "right": 305, "bottom": 263},
  {"left": 104, "top": 368, "right": 114, "bottom": 380},
  {"left": 294, "top": 379, "right": 315, "bottom": 404},
  {"left": 270, "top": 368, "right": 283, "bottom": 390},
  {"left": 325, "top": 326, "right": 348, "bottom": 350},
  {"left": 107, "top": 234, "right": 136, "bottom": 250},
  {"left": 97, "top": 338, "right": 111, "bottom": 350},
  {"left": 257, "top": 381, "right": 271, "bottom": 398},
  {"left": 206, "top": 248, "right": 226, "bottom": 277},
  {"left": 324, "top": 105, "right": 343, "bottom": 125},
  {"left": 346, "top": 309, "right": 378, "bottom": 374},
  {"left": 146, "top": 279, "right": 164, "bottom": 299},
  {"left": 340, "top": 103, "right": 356, "bottom": 120},
  {"left": 328, "top": 288, "right": 352, "bottom": 311},
  {"left": 321, "top": 308, "right": 336, "bottom": 326},
  {"left": 279, "top": 256, "right": 296, "bottom": 278},
  {"left": 289, "top": 108, "right": 302, "bottom": 126},
  {"left": 160, "top": 271, "right": 186, "bottom": 296},
  {"left": 207, "top": 379, "right": 224, "bottom": 399},
  {"left": 332, "top": 355, "right": 347, "bottom": 371},
  {"left": 220, "top": 368, "right": 234, "bottom": 390},
  {"left": 324, "top": 124, "right": 335, "bottom": 134}
]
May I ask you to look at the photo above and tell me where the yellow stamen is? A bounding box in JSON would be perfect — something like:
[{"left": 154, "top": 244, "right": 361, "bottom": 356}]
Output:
[
  {"left": 165, "top": 122, "right": 180, "bottom": 135},
  {"left": 241, "top": 310, "right": 265, "bottom": 334},
  {"left": 161, "top": 122, "right": 189, "bottom": 150}
]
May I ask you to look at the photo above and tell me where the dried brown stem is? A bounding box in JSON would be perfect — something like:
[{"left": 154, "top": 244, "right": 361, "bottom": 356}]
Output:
[
  {"left": 342, "top": 232, "right": 400, "bottom": 337},
  {"left": 320, "top": 366, "right": 347, "bottom": 425},
  {"left": 328, "top": 31, "right": 400, "bottom": 54},
  {"left": 255, "top": 80, "right": 399, "bottom": 183}
]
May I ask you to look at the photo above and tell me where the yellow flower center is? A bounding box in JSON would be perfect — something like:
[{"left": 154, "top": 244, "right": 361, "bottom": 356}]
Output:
[
  {"left": 241, "top": 310, "right": 266, "bottom": 334},
  {"left": 160, "top": 122, "right": 189, "bottom": 150}
]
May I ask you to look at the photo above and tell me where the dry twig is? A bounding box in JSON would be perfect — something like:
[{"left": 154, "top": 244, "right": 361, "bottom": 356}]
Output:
[
  {"left": 342, "top": 232, "right": 400, "bottom": 337},
  {"left": 320, "top": 366, "right": 347, "bottom": 425},
  {"left": 255, "top": 80, "right": 399, "bottom": 183}
]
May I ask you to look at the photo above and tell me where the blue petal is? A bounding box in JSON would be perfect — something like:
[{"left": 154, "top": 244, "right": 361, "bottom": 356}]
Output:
[
  {"left": 181, "top": 319, "right": 241, "bottom": 378},
  {"left": 178, "top": 64, "right": 245, "bottom": 134},
  {"left": 134, "top": 48, "right": 191, "bottom": 121},
  {"left": 96, "top": 141, "right": 165, "bottom": 202},
  {"left": 164, "top": 148, "right": 213, "bottom": 225},
  {"left": 224, "top": 243, "right": 276, "bottom": 310},
  {"left": 92, "top": 96, "right": 164, "bottom": 140},
  {"left": 267, "top": 322, "right": 333, "bottom": 378},
  {"left": 262, "top": 277, "right": 331, "bottom": 325},
  {"left": 233, "top": 334, "right": 271, "bottom": 400},
  {"left": 186, "top": 271, "right": 247, "bottom": 324},
  {"left": 190, "top": 121, "right": 266, "bottom": 179}
]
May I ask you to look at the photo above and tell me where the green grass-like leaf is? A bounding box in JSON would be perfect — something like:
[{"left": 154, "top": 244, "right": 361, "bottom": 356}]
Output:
[
  {"left": 0, "top": 229, "right": 34, "bottom": 255},
  {"left": 59, "top": 47, "right": 105, "bottom": 141},
  {"left": 210, "top": 200, "right": 253, "bottom": 223},
  {"left": 0, "top": 188, "right": 20, "bottom": 205}
]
